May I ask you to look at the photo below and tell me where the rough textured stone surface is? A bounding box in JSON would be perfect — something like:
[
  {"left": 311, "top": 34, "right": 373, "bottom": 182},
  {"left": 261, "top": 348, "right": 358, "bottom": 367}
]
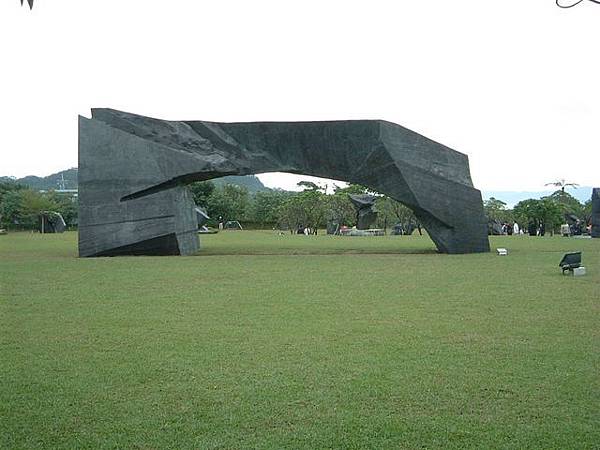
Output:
[
  {"left": 79, "top": 108, "right": 490, "bottom": 256},
  {"left": 592, "top": 188, "right": 600, "bottom": 238},
  {"left": 349, "top": 194, "right": 378, "bottom": 230}
]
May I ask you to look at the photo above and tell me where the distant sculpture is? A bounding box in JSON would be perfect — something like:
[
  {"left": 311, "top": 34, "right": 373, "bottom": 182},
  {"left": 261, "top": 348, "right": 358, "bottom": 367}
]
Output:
[
  {"left": 488, "top": 219, "right": 504, "bottom": 236},
  {"left": 391, "top": 223, "right": 407, "bottom": 236},
  {"left": 349, "top": 194, "right": 378, "bottom": 230},
  {"left": 326, "top": 222, "right": 340, "bottom": 235},
  {"left": 78, "top": 109, "right": 490, "bottom": 256},
  {"left": 195, "top": 206, "right": 210, "bottom": 234},
  {"left": 39, "top": 212, "right": 66, "bottom": 233},
  {"left": 195, "top": 206, "right": 209, "bottom": 228},
  {"left": 592, "top": 188, "right": 600, "bottom": 238}
]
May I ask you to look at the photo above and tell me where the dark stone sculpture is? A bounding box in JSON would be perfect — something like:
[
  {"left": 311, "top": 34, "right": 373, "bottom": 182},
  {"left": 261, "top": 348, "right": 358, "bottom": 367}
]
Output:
[
  {"left": 39, "top": 212, "right": 66, "bottom": 234},
  {"left": 391, "top": 223, "right": 415, "bottom": 236},
  {"left": 195, "top": 206, "right": 210, "bottom": 229},
  {"left": 20, "top": 0, "right": 34, "bottom": 9},
  {"left": 78, "top": 108, "right": 490, "bottom": 256},
  {"left": 326, "top": 222, "right": 340, "bottom": 235},
  {"left": 592, "top": 188, "right": 600, "bottom": 238},
  {"left": 349, "top": 194, "right": 378, "bottom": 230},
  {"left": 488, "top": 219, "right": 504, "bottom": 236}
]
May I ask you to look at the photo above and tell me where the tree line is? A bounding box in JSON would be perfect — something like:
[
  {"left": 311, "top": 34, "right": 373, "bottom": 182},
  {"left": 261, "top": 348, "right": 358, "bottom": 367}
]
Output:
[
  {"left": 0, "top": 178, "right": 417, "bottom": 232},
  {"left": 189, "top": 180, "right": 418, "bottom": 232},
  {"left": 1, "top": 176, "right": 593, "bottom": 235},
  {"left": 484, "top": 190, "right": 593, "bottom": 235},
  {"left": 0, "top": 180, "right": 77, "bottom": 230}
]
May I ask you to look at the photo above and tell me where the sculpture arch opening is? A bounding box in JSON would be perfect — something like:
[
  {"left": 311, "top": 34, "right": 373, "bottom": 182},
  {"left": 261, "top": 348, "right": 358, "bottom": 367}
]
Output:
[
  {"left": 78, "top": 109, "right": 490, "bottom": 257},
  {"left": 192, "top": 172, "right": 436, "bottom": 243}
]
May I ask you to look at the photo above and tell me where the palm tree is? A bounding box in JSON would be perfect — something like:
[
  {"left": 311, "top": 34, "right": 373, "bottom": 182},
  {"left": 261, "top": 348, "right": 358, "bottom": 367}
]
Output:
[{"left": 545, "top": 179, "right": 579, "bottom": 193}]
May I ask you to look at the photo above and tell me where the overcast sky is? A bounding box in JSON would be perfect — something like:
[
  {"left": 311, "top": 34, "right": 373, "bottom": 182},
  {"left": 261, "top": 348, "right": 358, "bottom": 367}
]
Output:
[{"left": 1, "top": 0, "right": 598, "bottom": 191}]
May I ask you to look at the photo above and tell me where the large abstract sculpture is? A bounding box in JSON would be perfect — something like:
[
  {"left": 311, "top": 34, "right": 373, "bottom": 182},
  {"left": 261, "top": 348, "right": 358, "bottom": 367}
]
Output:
[
  {"left": 78, "top": 108, "right": 490, "bottom": 256},
  {"left": 592, "top": 188, "right": 600, "bottom": 238}
]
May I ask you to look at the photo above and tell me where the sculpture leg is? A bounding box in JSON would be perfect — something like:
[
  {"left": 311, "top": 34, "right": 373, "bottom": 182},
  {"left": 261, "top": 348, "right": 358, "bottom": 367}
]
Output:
[{"left": 78, "top": 117, "right": 199, "bottom": 257}]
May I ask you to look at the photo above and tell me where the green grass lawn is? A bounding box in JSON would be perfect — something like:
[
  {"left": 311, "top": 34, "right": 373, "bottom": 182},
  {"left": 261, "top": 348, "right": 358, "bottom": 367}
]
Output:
[{"left": 1, "top": 231, "right": 599, "bottom": 449}]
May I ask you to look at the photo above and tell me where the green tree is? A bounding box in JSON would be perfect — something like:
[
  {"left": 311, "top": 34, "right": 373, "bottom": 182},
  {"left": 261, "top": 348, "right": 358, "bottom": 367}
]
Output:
[
  {"left": 250, "top": 190, "right": 291, "bottom": 227},
  {"left": 46, "top": 191, "right": 78, "bottom": 227},
  {"left": 0, "top": 179, "right": 24, "bottom": 201},
  {"left": 333, "top": 184, "right": 370, "bottom": 195},
  {"left": 188, "top": 181, "right": 216, "bottom": 207},
  {"left": 483, "top": 197, "right": 513, "bottom": 222},
  {"left": 375, "top": 196, "right": 417, "bottom": 232},
  {"left": 324, "top": 191, "right": 356, "bottom": 228},
  {"left": 514, "top": 198, "right": 562, "bottom": 235},
  {"left": 0, "top": 190, "right": 23, "bottom": 229},
  {"left": 277, "top": 190, "right": 326, "bottom": 232},
  {"left": 1, "top": 189, "right": 60, "bottom": 230},
  {"left": 19, "top": 190, "right": 59, "bottom": 229},
  {"left": 0, "top": 180, "right": 26, "bottom": 228},
  {"left": 206, "top": 184, "right": 250, "bottom": 222},
  {"left": 545, "top": 190, "right": 583, "bottom": 219}
]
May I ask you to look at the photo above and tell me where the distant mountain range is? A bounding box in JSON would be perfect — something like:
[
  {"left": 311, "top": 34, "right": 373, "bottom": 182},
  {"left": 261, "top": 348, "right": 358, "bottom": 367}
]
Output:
[
  {"left": 6, "top": 168, "right": 79, "bottom": 190},
  {"left": 1, "top": 169, "right": 270, "bottom": 193}
]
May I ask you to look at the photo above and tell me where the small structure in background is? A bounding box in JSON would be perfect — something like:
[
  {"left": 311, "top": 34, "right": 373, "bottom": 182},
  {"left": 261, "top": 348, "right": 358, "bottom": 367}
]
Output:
[
  {"left": 224, "top": 220, "right": 243, "bottom": 231},
  {"left": 592, "top": 188, "right": 600, "bottom": 238},
  {"left": 0, "top": 229, "right": 7, "bottom": 235},
  {"left": 558, "top": 252, "right": 583, "bottom": 275},
  {"left": 326, "top": 222, "right": 340, "bottom": 235},
  {"left": 39, "top": 212, "right": 66, "bottom": 234},
  {"left": 391, "top": 222, "right": 416, "bottom": 236},
  {"left": 565, "top": 214, "right": 584, "bottom": 236},
  {"left": 349, "top": 194, "right": 378, "bottom": 230},
  {"left": 391, "top": 223, "right": 405, "bottom": 236},
  {"left": 195, "top": 206, "right": 211, "bottom": 233},
  {"left": 488, "top": 219, "right": 504, "bottom": 236},
  {"left": 496, "top": 248, "right": 508, "bottom": 256},
  {"left": 339, "top": 227, "right": 384, "bottom": 237}
]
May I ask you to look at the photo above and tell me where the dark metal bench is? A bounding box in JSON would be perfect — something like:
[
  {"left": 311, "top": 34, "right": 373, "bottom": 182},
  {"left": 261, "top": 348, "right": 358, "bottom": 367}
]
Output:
[{"left": 559, "top": 252, "right": 582, "bottom": 275}]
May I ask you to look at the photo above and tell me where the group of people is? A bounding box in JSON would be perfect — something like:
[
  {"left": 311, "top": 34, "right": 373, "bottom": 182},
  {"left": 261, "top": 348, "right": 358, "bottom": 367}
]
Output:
[
  {"left": 296, "top": 226, "right": 317, "bottom": 235},
  {"left": 497, "top": 222, "right": 546, "bottom": 236},
  {"left": 499, "top": 220, "right": 592, "bottom": 237},
  {"left": 500, "top": 222, "right": 522, "bottom": 236},
  {"left": 498, "top": 221, "right": 548, "bottom": 236}
]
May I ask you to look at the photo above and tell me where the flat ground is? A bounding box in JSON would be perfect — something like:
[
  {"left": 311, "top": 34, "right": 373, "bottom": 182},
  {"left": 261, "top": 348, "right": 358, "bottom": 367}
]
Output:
[{"left": 1, "top": 231, "right": 598, "bottom": 449}]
